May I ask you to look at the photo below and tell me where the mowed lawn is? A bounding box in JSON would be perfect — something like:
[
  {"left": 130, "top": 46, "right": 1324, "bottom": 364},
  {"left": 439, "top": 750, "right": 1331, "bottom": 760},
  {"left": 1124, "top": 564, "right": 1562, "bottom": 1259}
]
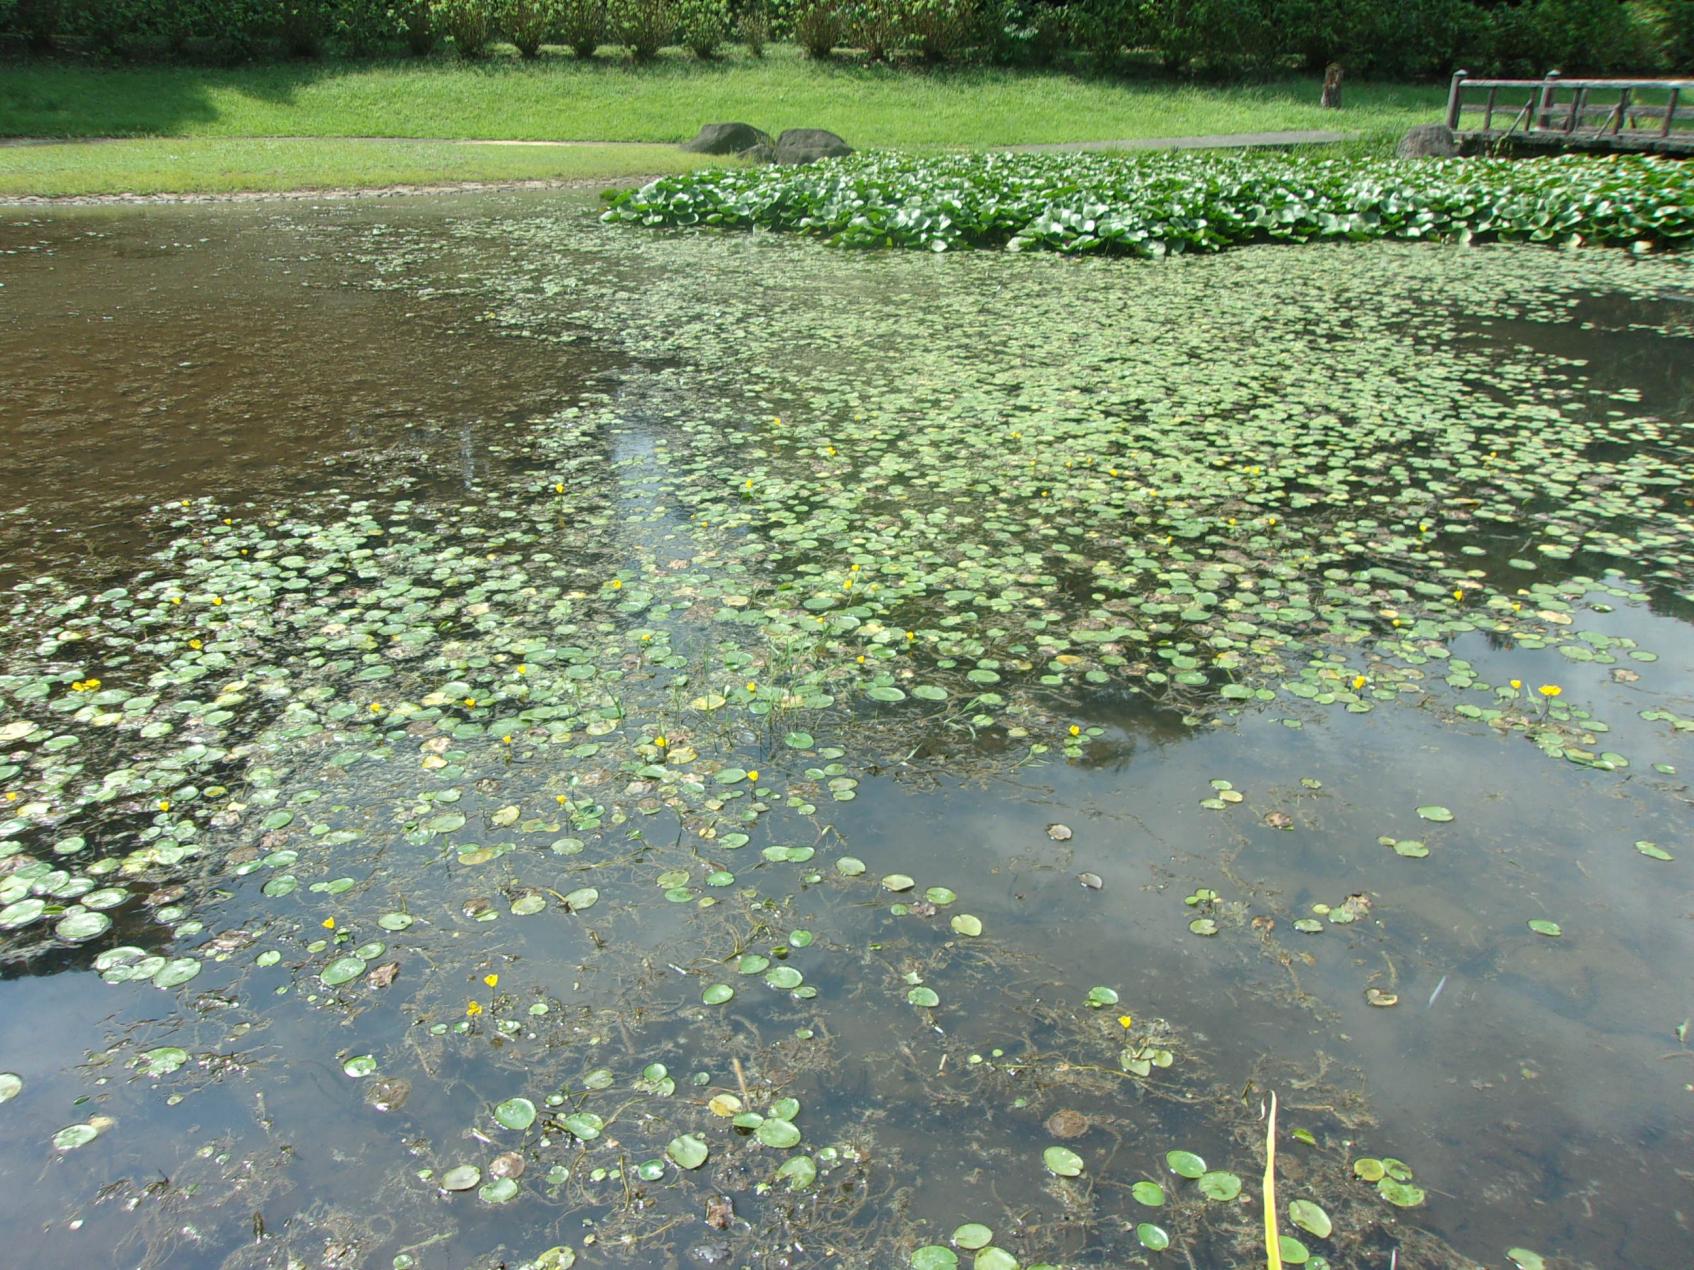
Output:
[{"left": 0, "top": 45, "right": 1447, "bottom": 195}]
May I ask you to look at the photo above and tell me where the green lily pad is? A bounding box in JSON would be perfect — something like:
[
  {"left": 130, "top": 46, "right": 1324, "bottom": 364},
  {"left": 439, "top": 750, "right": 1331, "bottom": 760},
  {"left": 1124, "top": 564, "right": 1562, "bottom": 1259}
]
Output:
[
  {"left": 1043, "top": 1146, "right": 1084, "bottom": 1177},
  {"left": 320, "top": 955, "right": 367, "bottom": 987},
  {"left": 1166, "top": 1149, "right": 1206, "bottom": 1178},
  {"left": 1198, "top": 1170, "right": 1241, "bottom": 1200},
  {"left": 952, "top": 1224, "right": 993, "bottom": 1251},
  {"left": 1136, "top": 1223, "right": 1170, "bottom": 1251},
  {"left": 495, "top": 1097, "right": 537, "bottom": 1131},
  {"left": 703, "top": 983, "right": 735, "bottom": 1005},
  {"left": 1527, "top": 919, "right": 1562, "bottom": 937},
  {"left": 1289, "top": 1198, "right": 1332, "bottom": 1238},
  {"left": 1415, "top": 805, "right": 1454, "bottom": 822},
  {"left": 911, "top": 1248, "right": 958, "bottom": 1270},
  {"left": 756, "top": 1118, "right": 802, "bottom": 1148},
  {"left": 667, "top": 1133, "right": 709, "bottom": 1168},
  {"left": 1131, "top": 1179, "right": 1165, "bottom": 1206},
  {"left": 441, "top": 1164, "right": 481, "bottom": 1191}
]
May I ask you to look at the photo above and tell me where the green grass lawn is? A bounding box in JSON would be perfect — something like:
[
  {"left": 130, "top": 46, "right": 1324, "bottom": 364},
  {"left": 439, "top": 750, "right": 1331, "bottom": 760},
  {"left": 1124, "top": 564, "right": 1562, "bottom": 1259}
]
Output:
[
  {"left": 0, "top": 44, "right": 1448, "bottom": 196},
  {"left": 0, "top": 137, "right": 720, "bottom": 196}
]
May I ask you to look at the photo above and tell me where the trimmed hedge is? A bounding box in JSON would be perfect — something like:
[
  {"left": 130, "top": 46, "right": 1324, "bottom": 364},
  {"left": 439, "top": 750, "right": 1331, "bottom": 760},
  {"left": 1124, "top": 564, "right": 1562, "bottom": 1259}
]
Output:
[{"left": 5, "top": 0, "right": 1688, "bottom": 74}]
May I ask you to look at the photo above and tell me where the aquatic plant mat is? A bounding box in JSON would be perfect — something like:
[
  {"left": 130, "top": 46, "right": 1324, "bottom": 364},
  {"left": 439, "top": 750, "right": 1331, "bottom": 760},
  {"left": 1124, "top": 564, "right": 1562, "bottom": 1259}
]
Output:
[
  {"left": 605, "top": 151, "right": 1694, "bottom": 257},
  {"left": 0, "top": 191, "right": 1691, "bottom": 1270}
]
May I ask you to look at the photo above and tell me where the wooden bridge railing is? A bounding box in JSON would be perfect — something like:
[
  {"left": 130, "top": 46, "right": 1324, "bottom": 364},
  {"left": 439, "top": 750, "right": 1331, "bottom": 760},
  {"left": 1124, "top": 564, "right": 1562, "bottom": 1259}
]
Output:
[{"left": 1444, "top": 70, "right": 1694, "bottom": 148}]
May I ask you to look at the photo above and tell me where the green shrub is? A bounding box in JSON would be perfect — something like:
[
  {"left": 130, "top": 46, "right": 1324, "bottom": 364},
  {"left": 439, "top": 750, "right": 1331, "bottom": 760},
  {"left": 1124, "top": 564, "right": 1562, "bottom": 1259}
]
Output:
[
  {"left": 850, "top": 0, "right": 903, "bottom": 60},
  {"left": 791, "top": 0, "right": 842, "bottom": 55},
  {"left": 333, "top": 0, "right": 402, "bottom": 54},
  {"left": 438, "top": 0, "right": 495, "bottom": 54},
  {"left": 504, "top": 0, "right": 557, "bottom": 54},
  {"left": 1065, "top": 0, "right": 1134, "bottom": 69},
  {"left": 1649, "top": 0, "right": 1694, "bottom": 69},
  {"left": 398, "top": 0, "right": 440, "bottom": 52},
  {"left": 557, "top": 0, "right": 606, "bottom": 53},
  {"left": 739, "top": 0, "right": 768, "bottom": 53},
  {"left": 901, "top": 0, "right": 992, "bottom": 61},
  {"left": 278, "top": 1, "right": 333, "bottom": 56},
  {"left": 677, "top": 0, "right": 728, "bottom": 55},
  {"left": 612, "top": 0, "right": 674, "bottom": 58}
]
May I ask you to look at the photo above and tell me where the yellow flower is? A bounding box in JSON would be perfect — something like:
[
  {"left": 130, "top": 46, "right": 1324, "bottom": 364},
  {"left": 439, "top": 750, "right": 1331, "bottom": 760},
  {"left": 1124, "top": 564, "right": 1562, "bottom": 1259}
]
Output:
[
  {"left": 501, "top": 735, "right": 513, "bottom": 745},
  {"left": 370, "top": 702, "right": 383, "bottom": 713},
  {"left": 483, "top": 973, "right": 499, "bottom": 989},
  {"left": 746, "top": 681, "right": 757, "bottom": 694},
  {"left": 158, "top": 799, "right": 171, "bottom": 812},
  {"left": 906, "top": 630, "right": 915, "bottom": 640},
  {"left": 610, "top": 579, "right": 622, "bottom": 590},
  {"left": 188, "top": 639, "right": 202, "bottom": 650},
  {"left": 1509, "top": 679, "right": 1522, "bottom": 690},
  {"left": 1452, "top": 589, "right": 1464, "bottom": 602},
  {"left": 323, "top": 917, "right": 336, "bottom": 930},
  {"left": 1539, "top": 684, "right": 1562, "bottom": 698},
  {"left": 516, "top": 664, "right": 527, "bottom": 675},
  {"left": 466, "top": 1000, "right": 483, "bottom": 1017},
  {"left": 849, "top": 563, "right": 861, "bottom": 572},
  {"left": 555, "top": 794, "right": 567, "bottom": 805},
  {"left": 1118, "top": 1014, "right": 1133, "bottom": 1029},
  {"left": 171, "top": 596, "right": 183, "bottom": 605},
  {"left": 211, "top": 596, "right": 223, "bottom": 606},
  {"left": 772, "top": 416, "right": 781, "bottom": 426},
  {"left": 1068, "top": 725, "right": 1081, "bottom": 737},
  {"left": 554, "top": 482, "right": 565, "bottom": 494},
  {"left": 1351, "top": 675, "right": 1366, "bottom": 690},
  {"left": 826, "top": 447, "right": 836, "bottom": 457},
  {"left": 654, "top": 735, "right": 668, "bottom": 748},
  {"left": 2, "top": 792, "right": 15, "bottom": 801},
  {"left": 464, "top": 697, "right": 476, "bottom": 708},
  {"left": 746, "top": 770, "right": 759, "bottom": 784}
]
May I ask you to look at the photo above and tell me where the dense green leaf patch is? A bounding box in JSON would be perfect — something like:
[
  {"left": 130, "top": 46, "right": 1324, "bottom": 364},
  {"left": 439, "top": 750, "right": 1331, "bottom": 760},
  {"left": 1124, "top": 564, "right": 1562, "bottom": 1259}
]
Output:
[{"left": 607, "top": 151, "right": 1694, "bottom": 256}]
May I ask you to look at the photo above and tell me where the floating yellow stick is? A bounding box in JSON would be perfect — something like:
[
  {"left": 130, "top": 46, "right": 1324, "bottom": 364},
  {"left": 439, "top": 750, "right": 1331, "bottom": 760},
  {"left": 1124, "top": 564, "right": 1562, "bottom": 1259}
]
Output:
[{"left": 1264, "top": 1090, "right": 1283, "bottom": 1270}]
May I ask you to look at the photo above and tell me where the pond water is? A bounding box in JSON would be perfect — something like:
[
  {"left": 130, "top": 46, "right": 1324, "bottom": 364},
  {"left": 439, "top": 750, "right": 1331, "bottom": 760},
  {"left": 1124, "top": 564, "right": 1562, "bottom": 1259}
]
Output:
[{"left": 0, "top": 191, "right": 1690, "bottom": 1270}]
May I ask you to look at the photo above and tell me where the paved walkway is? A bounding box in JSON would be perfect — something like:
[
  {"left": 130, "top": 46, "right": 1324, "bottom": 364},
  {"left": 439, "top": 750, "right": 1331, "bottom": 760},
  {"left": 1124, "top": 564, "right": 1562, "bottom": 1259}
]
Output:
[{"left": 1006, "top": 129, "right": 1350, "bottom": 153}]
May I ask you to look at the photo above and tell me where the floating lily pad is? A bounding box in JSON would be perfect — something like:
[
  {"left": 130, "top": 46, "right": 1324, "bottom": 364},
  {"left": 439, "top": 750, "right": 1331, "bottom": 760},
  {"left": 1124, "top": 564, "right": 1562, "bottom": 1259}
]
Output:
[
  {"left": 320, "top": 955, "right": 367, "bottom": 987},
  {"left": 495, "top": 1097, "right": 537, "bottom": 1131},
  {"left": 912, "top": 1247, "right": 958, "bottom": 1269},
  {"left": 756, "top": 1118, "right": 802, "bottom": 1148},
  {"left": 1198, "top": 1170, "right": 1242, "bottom": 1200},
  {"left": 1415, "top": 805, "right": 1454, "bottom": 822},
  {"left": 1131, "top": 1180, "right": 1165, "bottom": 1206},
  {"left": 1166, "top": 1149, "right": 1206, "bottom": 1178},
  {"left": 952, "top": 1224, "right": 993, "bottom": 1251},
  {"left": 1043, "top": 1146, "right": 1084, "bottom": 1177},
  {"left": 1289, "top": 1198, "right": 1332, "bottom": 1238},
  {"left": 702, "top": 983, "right": 734, "bottom": 1005},
  {"left": 666, "top": 1133, "right": 709, "bottom": 1168},
  {"left": 1136, "top": 1223, "right": 1170, "bottom": 1251},
  {"left": 1527, "top": 919, "right": 1563, "bottom": 938}
]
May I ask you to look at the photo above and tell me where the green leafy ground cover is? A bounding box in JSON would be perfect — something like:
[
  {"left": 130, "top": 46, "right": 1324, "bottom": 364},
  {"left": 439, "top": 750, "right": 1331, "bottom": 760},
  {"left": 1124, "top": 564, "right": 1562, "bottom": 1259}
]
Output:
[
  {"left": 607, "top": 150, "right": 1694, "bottom": 255},
  {"left": 0, "top": 195, "right": 1690, "bottom": 1267}
]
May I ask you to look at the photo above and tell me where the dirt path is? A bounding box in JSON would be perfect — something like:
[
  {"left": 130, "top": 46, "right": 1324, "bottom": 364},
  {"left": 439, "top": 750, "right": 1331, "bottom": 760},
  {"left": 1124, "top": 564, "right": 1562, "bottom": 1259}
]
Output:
[{"left": 1006, "top": 129, "right": 1350, "bottom": 153}]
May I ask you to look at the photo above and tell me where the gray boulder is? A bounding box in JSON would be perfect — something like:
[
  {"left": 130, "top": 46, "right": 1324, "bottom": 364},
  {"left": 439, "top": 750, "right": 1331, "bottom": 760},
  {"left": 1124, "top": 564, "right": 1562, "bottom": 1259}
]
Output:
[
  {"left": 1397, "top": 123, "right": 1460, "bottom": 158},
  {"left": 680, "top": 122, "right": 773, "bottom": 156},
  {"left": 775, "top": 128, "right": 853, "bottom": 166}
]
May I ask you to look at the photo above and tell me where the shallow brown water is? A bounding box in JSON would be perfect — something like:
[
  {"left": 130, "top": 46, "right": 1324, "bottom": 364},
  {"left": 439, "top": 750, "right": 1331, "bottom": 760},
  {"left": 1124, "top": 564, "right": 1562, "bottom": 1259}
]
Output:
[{"left": 0, "top": 191, "right": 1690, "bottom": 1270}]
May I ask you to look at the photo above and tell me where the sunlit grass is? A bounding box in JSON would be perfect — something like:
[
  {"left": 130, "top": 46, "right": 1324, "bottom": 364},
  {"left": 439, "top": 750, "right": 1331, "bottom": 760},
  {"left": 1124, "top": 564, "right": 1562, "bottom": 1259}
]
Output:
[
  {"left": 0, "top": 136, "right": 721, "bottom": 196},
  {"left": 2, "top": 45, "right": 1446, "bottom": 149}
]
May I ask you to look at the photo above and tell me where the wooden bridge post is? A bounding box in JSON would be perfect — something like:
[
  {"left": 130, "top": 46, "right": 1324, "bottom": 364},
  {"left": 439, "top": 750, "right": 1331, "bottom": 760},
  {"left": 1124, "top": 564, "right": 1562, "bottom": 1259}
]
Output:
[
  {"left": 1445, "top": 70, "right": 1469, "bottom": 130},
  {"left": 1665, "top": 87, "right": 1680, "bottom": 140},
  {"left": 1534, "top": 69, "right": 1561, "bottom": 133}
]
